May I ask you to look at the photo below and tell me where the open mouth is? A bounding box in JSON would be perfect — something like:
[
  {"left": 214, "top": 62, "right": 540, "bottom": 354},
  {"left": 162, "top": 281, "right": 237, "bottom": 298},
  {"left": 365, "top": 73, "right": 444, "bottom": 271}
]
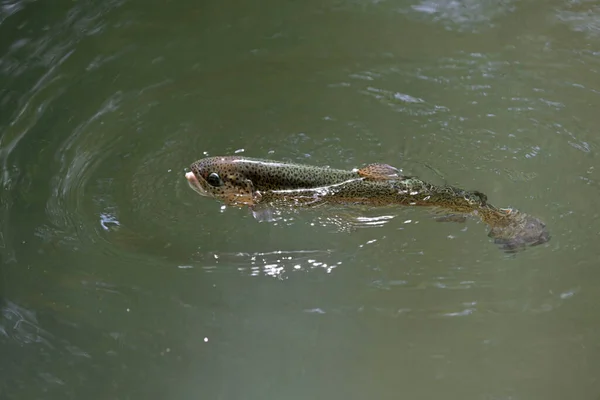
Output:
[{"left": 185, "top": 171, "right": 208, "bottom": 196}]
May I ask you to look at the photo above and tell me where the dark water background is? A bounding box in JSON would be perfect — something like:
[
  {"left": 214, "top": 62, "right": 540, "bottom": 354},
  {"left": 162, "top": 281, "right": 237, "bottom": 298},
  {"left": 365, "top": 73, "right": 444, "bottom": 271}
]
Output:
[{"left": 1, "top": 0, "right": 600, "bottom": 399}]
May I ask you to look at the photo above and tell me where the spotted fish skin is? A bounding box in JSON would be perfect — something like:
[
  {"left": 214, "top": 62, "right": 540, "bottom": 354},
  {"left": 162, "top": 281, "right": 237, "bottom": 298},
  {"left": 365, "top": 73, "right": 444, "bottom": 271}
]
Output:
[
  {"left": 191, "top": 156, "right": 363, "bottom": 191},
  {"left": 189, "top": 156, "right": 490, "bottom": 215},
  {"left": 185, "top": 156, "right": 550, "bottom": 251}
]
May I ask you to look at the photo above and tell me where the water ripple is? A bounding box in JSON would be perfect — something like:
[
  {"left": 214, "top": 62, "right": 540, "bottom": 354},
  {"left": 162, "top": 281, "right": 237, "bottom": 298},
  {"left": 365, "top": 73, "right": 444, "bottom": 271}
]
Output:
[
  {"left": 45, "top": 91, "right": 124, "bottom": 241},
  {"left": 0, "top": 0, "right": 29, "bottom": 25},
  {"left": 0, "top": 0, "right": 128, "bottom": 263},
  {"left": 0, "top": 300, "right": 53, "bottom": 347},
  {"left": 555, "top": 1, "right": 600, "bottom": 38},
  {"left": 359, "top": 85, "right": 448, "bottom": 115},
  {"left": 405, "top": 0, "right": 516, "bottom": 32}
]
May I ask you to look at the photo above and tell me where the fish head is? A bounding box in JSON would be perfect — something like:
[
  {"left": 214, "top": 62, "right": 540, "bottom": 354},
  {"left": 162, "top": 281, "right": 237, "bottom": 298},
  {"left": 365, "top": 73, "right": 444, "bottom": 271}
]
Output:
[{"left": 185, "top": 157, "right": 257, "bottom": 205}]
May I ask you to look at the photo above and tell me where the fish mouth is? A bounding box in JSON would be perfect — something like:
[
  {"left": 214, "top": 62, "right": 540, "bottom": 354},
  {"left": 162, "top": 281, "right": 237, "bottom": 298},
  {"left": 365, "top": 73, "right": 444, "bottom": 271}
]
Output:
[{"left": 185, "top": 171, "right": 209, "bottom": 197}]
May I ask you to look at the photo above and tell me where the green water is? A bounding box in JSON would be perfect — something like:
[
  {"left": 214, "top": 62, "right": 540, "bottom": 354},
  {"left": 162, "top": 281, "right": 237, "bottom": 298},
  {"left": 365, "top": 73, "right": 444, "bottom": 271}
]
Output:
[{"left": 1, "top": 0, "right": 599, "bottom": 398}]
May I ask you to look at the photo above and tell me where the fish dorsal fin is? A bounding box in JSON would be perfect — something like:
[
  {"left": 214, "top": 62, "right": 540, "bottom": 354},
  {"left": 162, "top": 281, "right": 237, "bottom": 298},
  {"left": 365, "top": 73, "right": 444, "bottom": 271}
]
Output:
[{"left": 357, "top": 163, "right": 402, "bottom": 180}]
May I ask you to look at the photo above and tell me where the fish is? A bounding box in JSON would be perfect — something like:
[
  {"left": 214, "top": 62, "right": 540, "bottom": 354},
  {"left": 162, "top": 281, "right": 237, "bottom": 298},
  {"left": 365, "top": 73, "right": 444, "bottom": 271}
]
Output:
[{"left": 185, "top": 156, "right": 550, "bottom": 252}]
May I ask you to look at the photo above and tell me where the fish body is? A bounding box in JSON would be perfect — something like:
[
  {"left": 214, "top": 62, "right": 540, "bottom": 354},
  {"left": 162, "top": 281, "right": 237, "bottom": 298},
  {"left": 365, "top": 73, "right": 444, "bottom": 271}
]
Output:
[
  {"left": 188, "top": 156, "right": 474, "bottom": 205},
  {"left": 185, "top": 156, "right": 550, "bottom": 251},
  {"left": 187, "top": 156, "right": 400, "bottom": 194}
]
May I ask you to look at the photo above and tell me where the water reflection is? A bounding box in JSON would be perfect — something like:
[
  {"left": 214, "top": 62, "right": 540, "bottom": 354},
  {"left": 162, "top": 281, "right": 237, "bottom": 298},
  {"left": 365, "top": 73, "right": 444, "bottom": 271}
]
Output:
[{"left": 192, "top": 249, "right": 340, "bottom": 278}]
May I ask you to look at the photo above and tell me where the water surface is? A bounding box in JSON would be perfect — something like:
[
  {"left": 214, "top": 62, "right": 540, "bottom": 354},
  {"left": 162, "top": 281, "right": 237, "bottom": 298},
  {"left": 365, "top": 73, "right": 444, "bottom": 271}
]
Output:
[{"left": 1, "top": 0, "right": 599, "bottom": 399}]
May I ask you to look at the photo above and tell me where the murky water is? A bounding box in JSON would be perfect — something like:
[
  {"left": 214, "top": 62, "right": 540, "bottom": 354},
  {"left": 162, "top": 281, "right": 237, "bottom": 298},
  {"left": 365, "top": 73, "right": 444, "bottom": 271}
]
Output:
[{"left": 1, "top": 0, "right": 599, "bottom": 398}]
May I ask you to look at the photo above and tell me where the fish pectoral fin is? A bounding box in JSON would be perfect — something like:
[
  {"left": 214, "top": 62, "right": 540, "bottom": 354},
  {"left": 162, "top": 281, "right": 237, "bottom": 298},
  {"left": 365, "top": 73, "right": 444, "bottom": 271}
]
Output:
[
  {"left": 247, "top": 180, "right": 263, "bottom": 204},
  {"left": 357, "top": 163, "right": 403, "bottom": 180},
  {"left": 249, "top": 204, "right": 278, "bottom": 222}
]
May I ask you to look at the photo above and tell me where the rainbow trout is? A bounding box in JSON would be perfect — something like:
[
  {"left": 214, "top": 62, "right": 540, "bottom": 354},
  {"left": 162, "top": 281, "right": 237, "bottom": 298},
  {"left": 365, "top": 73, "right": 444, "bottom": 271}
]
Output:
[{"left": 185, "top": 156, "right": 550, "bottom": 251}]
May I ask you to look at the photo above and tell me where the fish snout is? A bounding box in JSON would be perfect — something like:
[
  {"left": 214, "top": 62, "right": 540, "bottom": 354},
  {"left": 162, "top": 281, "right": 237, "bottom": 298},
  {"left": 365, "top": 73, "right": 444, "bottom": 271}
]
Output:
[{"left": 185, "top": 171, "right": 208, "bottom": 196}]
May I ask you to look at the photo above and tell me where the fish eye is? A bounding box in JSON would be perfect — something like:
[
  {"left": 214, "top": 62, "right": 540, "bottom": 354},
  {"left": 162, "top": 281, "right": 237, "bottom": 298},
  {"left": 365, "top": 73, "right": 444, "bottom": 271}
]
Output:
[{"left": 206, "top": 172, "right": 223, "bottom": 187}]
